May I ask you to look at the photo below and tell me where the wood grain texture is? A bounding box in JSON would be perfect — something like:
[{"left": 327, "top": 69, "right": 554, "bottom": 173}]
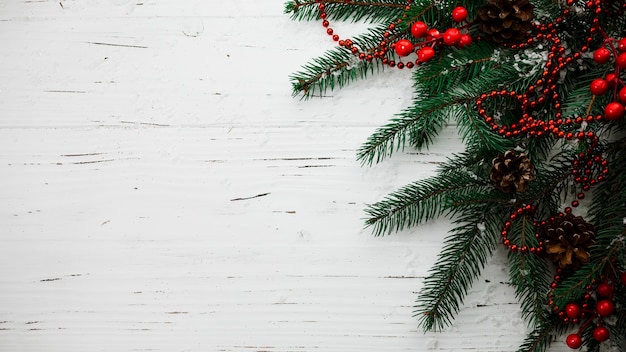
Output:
[{"left": 0, "top": 1, "right": 570, "bottom": 351}]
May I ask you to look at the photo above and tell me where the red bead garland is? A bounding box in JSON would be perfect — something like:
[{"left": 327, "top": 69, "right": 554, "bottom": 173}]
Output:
[
  {"left": 315, "top": 0, "right": 471, "bottom": 70},
  {"left": 499, "top": 204, "right": 542, "bottom": 253}
]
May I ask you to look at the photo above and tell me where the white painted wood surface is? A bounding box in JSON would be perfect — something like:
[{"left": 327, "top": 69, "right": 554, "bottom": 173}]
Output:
[{"left": 0, "top": 1, "right": 571, "bottom": 351}]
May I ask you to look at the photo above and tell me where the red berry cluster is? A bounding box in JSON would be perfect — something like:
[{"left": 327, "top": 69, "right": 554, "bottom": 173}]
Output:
[
  {"left": 590, "top": 37, "right": 626, "bottom": 121},
  {"left": 393, "top": 6, "right": 472, "bottom": 63},
  {"left": 548, "top": 269, "right": 625, "bottom": 349},
  {"left": 315, "top": 0, "right": 471, "bottom": 70}
]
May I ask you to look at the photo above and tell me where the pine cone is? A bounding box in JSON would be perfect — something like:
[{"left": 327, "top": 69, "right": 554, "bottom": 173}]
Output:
[
  {"left": 541, "top": 213, "right": 595, "bottom": 269},
  {"left": 477, "top": 0, "right": 534, "bottom": 44},
  {"left": 490, "top": 150, "right": 535, "bottom": 193}
]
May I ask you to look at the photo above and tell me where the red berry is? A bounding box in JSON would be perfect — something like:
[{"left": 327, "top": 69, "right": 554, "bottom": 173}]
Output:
[
  {"left": 443, "top": 28, "right": 461, "bottom": 46},
  {"left": 596, "top": 282, "right": 613, "bottom": 297},
  {"left": 593, "top": 326, "right": 610, "bottom": 342},
  {"left": 590, "top": 78, "right": 609, "bottom": 95},
  {"left": 594, "top": 47, "right": 612, "bottom": 64},
  {"left": 411, "top": 21, "right": 428, "bottom": 38},
  {"left": 427, "top": 28, "right": 441, "bottom": 40},
  {"left": 566, "top": 334, "right": 583, "bottom": 349},
  {"left": 451, "top": 6, "right": 468, "bottom": 22},
  {"left": 604, "top": 102, "right": 625, "bottom": 121},
  {"left": 565, "top": 303, "right": 582, "bottom": 319},
  {"left": 596, "top": 299, "right": 615, "bottom": 316},
  {"left": 619, "top": 87, "right": 626, "bottom": 104},
  {"left": 417, "top": 47, "right": 436, "bottom": 62},
  {"left": 458, "top": 34, "right": 473, "bottom": 48},
  {"left": 394, "top": 39, "right": 414, "bottom": 57},
  {"left": 617, "top": 52, "right": 626, "bottom": 69},
  {"left": 621, "top": 272, "right": 626, "bottom": 286},
  {"left": 618, "top": 38, "right": 626, "bottom": 52}
]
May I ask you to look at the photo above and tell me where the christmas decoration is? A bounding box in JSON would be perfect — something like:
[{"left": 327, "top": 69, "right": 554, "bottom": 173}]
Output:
[
  {"left": 286, "top": 0, "right": 626, "bottom": 350},
  {"left": 490, "top": 150, "right": 536, "bottom": 193},
  {"left": 566, "top": 334, "right": 583, "bottom": 349},
  {"left": 476, "top": 0, "right": 534, "bottom": 44},
  {"left": 589, "top": 78, "right": 609, "bottom": 96},
  {"left": 541, "top": 213, "right": 596, "bottom": 269},
  {"left": 592, "top": 325, "right": 610, "bottom": 342}
]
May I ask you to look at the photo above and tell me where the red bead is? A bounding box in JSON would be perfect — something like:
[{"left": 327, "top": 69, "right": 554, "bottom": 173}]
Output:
[
  {"left": 566, "top": 334, "right": 583, "bottom": 349},
  {"left": 451, "top": 6, "right": 468, "bottom": 22},
  {"left": 417, "top": 47, "right": 435, "bottom": 62},
  {"left": 596, "top": 299, "right": 615, "bottom": 316},
  {"left": 394, "top": 39, "right": 414, "bottom": 57},
  {"left": 443, "top": 28, "right": 461, "bottom": 46},
  {"left": 617, "top": 52, "right": 626, "bottom": 69},
  {"left": 596, "top": 282, "right": 613, "bottom": 297},
  {"left": 593, "top": 47, "right": 611, "bottom": 64},
  {"left": 410, "top": 21, "right": 428, "bottom": 38},
  {"left": 564, "top": 303, "right": 581, "bottom": 319},
  {"left": 604, "top": 102, "right": 625, "bottom": 121},
  {"left": 593, "top": 326, "right": 610, "bottom": 342},
  {"left": 590, "top": 78, "right": 609, "bottom": 95}
]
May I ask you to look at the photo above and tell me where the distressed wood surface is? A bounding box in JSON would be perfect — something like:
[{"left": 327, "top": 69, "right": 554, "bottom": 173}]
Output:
[{"left": 0, "top": 1, "right": 570, "bottom": 351}]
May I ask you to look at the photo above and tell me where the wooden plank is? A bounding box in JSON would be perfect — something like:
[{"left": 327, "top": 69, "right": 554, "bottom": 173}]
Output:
[{"left": 0, "top": 1, "right": 568, "bottom": 351}]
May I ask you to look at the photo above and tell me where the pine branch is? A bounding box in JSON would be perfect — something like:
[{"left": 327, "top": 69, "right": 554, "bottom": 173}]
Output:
[
  {"left": 455, "top": 104, "right": 513, "bottom": 156},
  {"left": 507, "top": 215, "right": 550, "bottom": 327},
  {"left": 289, "top": 25, "right": 390, "bottom": 98},
  {"left": 518, "top": 148, "right": 575, "bottom": 217},
  {"left": 415, "top": 205, "right": 502, "bottom": 331},
  {"left": 284, "top": 0, "right": 408, "bottom": 23},
  {"left": 364, "top": 166, "right": 488, "bottom": 236},
  {"left": 356, "top": 94, "right": 474, "bottom": 165},
  {"left": 416, "top": 41, "right": 498, "bottom": 96},
  {"left": 516, "top": 316, "right": 562, "bottom": 352}
]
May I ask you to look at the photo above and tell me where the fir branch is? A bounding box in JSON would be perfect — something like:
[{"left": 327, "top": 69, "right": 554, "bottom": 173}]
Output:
[
  {"left": 516, "top": 316, "right": 562, "bottom": 352},
  {"left": 415, "top": 205, "right": 502, "bottom": 331},
  {"left": 507, "top": 215, "right": 550, "bottom": 327},
  {"left": 417, "top": 41, "right": 498, "bottom": 96},
  {"left": 455, "top": 104, "right": 513, "bottom": 156},
  {"left": 518, "top": 149, "right": 575, "bottom": 216},
  {"left": 289, "top": 26, "right": 388, "bottom": 98},
  {"left": 356, "top": 94, "right": 474, "bottom": 165},
  {"left": 364, "top": 170, "right": 484, "bottom": 236},
  {"left": 284, "top": 0, "right": 408, "bottom": 23}
]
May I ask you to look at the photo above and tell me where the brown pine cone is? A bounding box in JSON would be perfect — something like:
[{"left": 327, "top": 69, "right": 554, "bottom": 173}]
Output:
[
  {"left": 490, "top": 150, "right": 535, "bottom": 193},
  {"left": 477, "top": 0, "right": 534, "bottom": 44},
  {"left": 541, "top": 213, "right": 595, "bottom": 269}
]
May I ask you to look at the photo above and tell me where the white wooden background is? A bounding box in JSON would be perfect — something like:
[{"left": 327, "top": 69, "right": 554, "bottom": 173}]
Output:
[{"left": 0, "top": 1, "right": 572, "bottom": 351}]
